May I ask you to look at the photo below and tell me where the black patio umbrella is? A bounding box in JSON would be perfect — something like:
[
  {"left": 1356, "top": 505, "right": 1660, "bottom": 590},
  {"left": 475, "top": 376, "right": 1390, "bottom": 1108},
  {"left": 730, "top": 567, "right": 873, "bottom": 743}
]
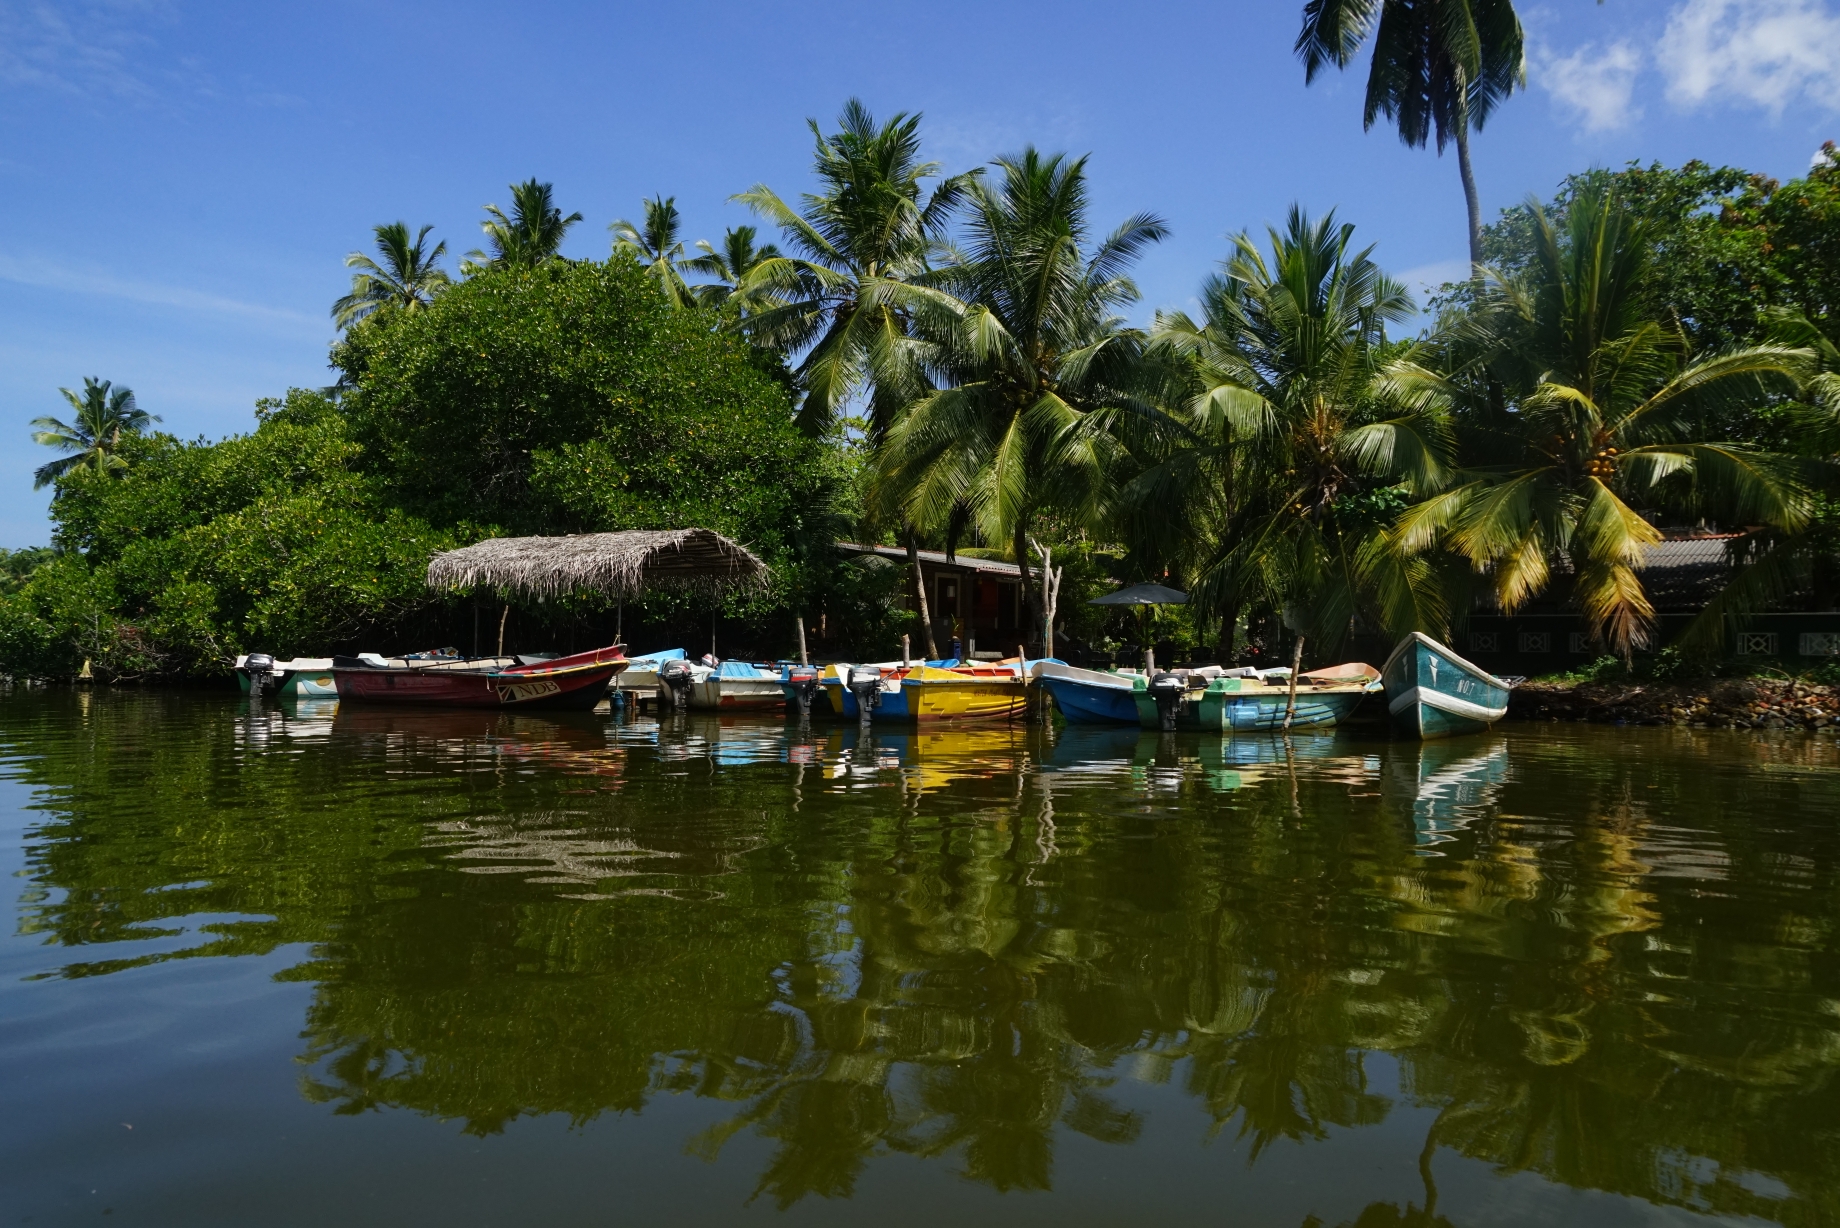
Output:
[
  {"left": 1088, "top": 583, "right": 1188, "bottom": 607},
  {"left": 1089, "top": 583, "right": 1187, "bottom": 669}
]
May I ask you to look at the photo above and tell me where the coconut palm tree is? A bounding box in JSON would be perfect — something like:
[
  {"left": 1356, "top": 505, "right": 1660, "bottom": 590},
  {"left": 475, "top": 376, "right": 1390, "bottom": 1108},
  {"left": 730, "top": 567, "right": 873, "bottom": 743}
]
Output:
[
  {"left": 610, "top": 195, "right": 693, "bottom": 307},
  {"left": 732, "top": 98, "right": 978, "bottom": 437},
  {"left": 332, "top": 222, "right": 451, "bottom": 328},
  {"left": 1297, "top": 0, "right": 1525, "bottom": 268},
  {"left": 1398, "top": 183, "right": 1813, "bottom": 655},
  {"left": 1142, "top": 207, "right": 1453, "bottom": 651},
  {"left": 683, "top": 226, "right": 781, "bottom": 311},
  {"left": 878, "top": 149, "right": 1167, "bottom": 633},
  {"left": 462, "top": 179, "right": 582, "bottom": 274},
  {"left": 31, "top": 377, "right": 160, "bottom": 488}
]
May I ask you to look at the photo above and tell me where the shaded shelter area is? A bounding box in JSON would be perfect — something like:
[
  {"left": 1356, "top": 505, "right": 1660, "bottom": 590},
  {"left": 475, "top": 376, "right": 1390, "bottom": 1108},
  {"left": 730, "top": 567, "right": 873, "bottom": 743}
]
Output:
[
  {"left": 425, "top": 529, "right": 772, "bottom": 658},
  {"left": 426, "top": 529, "right": 770, "bottom": 600}
]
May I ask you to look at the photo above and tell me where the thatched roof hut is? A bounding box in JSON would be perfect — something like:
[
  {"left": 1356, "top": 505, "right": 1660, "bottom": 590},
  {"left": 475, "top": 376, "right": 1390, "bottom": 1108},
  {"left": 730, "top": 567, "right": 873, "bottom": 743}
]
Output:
[{"left": 426, "top": 529, "right": 770, "bottom": 600}]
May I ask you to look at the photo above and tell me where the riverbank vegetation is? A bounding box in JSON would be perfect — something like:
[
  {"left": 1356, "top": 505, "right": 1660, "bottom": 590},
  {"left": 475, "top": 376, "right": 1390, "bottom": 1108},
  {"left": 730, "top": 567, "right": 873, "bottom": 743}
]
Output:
[{"left": 6, "top": 98, "right": 1840, "bottom": 680}]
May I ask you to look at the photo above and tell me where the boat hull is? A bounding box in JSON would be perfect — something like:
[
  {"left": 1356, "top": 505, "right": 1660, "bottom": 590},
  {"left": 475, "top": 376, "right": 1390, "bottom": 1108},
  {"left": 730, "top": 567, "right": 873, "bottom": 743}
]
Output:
[
  {"left": 236, "top": 656, "right": 338, "bottom": 698},
  {"left": 1132, "top": 677, "right": 1371, "bottom": 731},
  {"left": 1037, "top": 672, "right": 1139, "bottom": 724},
  {"left": 823, "top": 664, "right": 1026, "bottom": 724},
  {"left": 333, "top": 647, "right": 626, "bottom": 711},
  {"left": 1381, "top": 633, "right": 1512, "bottom": 739},
  {"left": 890, "top": 674, "right": 1028, "bottom": 723},
  {"left": 687, "top": 676, "right": 784, "bottom": 710}
]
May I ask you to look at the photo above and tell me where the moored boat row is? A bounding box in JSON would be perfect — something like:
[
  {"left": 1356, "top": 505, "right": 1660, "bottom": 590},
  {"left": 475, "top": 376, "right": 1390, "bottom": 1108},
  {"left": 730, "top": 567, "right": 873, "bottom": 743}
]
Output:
[{"left": 236, "top": 632, "right": 1518, "bottom": 738}]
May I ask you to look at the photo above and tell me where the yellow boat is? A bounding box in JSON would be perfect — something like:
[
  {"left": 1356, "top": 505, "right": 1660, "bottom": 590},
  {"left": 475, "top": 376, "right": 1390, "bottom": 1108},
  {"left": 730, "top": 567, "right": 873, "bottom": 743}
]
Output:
[{"left": 877, "top": 664, "right": 1029, "bottom": 723}]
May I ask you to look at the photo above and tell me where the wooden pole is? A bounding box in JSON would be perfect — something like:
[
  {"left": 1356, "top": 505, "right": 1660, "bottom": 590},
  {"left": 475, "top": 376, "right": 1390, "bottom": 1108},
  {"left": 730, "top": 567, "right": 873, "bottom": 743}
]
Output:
[
  {"left": 797, "top": 612, "right": 808, "bottom": 665},
  {"left": 906, "top": 532, "right": 938, "bottom": 659},
  {"left": 902, "top": 634, "right": 910, "bottom": 668},
  {"left": 1284, "top": 635, "right": 1305, "bottom": 730},
  {"left": 497, "top": 604, "right": 510, "bottom": 657}
]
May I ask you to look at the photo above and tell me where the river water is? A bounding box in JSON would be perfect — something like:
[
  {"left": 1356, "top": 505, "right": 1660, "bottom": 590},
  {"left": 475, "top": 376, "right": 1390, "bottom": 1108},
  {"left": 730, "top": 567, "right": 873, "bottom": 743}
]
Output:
[{"left": 1, "top": 690, "right": 1837, "bottom": 1226}]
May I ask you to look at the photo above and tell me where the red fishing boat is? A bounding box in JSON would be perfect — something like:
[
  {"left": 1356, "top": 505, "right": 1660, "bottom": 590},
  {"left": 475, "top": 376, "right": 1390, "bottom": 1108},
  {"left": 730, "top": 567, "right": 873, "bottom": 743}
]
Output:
[{"left": 331, "top": 645, "right": 628, "bottom": 710}]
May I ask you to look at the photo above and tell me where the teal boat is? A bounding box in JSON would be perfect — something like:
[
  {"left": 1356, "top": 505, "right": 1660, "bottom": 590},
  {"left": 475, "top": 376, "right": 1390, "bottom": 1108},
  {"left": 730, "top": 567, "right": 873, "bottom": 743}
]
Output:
[
  {"left": 1381, "top": 633, "right": 1515, "bottom": 739},
  {"left": 1130, "top": 672, "right": 1374, "bottom": 732}
]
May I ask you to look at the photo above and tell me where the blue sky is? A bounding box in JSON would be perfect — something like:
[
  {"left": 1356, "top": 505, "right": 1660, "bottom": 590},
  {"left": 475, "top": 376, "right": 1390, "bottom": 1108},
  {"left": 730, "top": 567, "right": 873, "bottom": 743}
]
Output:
[{"left": 2, "top": 0, "right": 1837, "bottom": 545}]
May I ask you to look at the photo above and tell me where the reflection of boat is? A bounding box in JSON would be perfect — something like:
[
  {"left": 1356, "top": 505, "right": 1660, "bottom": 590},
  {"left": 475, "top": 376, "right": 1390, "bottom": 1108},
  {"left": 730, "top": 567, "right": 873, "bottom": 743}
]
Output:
[
  {"left": 1382, "top": 633, "right": 1515, "bottom": 738},
  {"left": 1395, "top": 740, "right": 1511, "bottom": 850},
  {"left": 333, "top": 645, "right": 628, "bottom": 710},
  {"left": 1043, "top": 724, "right": 1146, "bottom": 771},
  {"left": 235, "top": 655, "right": 338, "bottom": 697},
  {"left": 835, "top": 724, "right": 1030, "bottom": 791},
  {"left": 332, "top": 704, "right": 625, "bottom": 778},
  {"left": 1130, "top": 672, "right": 1375, "bottom": 731},
  {"left": 1033, "top": 661, "right": 1139, "bottom": 724}
]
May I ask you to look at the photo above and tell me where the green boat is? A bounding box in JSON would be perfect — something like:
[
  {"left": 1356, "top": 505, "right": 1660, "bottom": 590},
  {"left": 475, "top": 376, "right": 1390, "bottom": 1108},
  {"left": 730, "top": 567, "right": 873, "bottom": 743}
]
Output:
[
  {"left": 1380, "top": 633, "right": 1515, "bottom": 739},
  {"left": 1131, "top": 672, "right": 1374, "bottom": 732}
]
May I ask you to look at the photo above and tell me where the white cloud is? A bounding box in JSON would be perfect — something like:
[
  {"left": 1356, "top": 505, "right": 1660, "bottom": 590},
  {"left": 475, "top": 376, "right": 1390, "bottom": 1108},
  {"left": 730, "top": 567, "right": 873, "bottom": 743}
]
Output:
[
  {"left": 1397, "top": 259, "right": 1471, "bottom": 300},
  {"left": 0, "top": 252, "right": 321, "bottom": 335},
  {"left": 1660, "top": 0, "right": 1840, "bottom": 113},
  {"left": 1538, "top": 40, "right": 1644, "bottom": 132}
]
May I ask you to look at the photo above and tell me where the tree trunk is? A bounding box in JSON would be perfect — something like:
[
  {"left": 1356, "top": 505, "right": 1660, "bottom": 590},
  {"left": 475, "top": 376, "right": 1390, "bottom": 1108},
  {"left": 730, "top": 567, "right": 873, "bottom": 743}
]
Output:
[
  {"left": 906, "top": 531, "right": 938, "bottom": 659},
  {"left": 1215, "top": 593, "right": 1241, "bottom": 664},
  {"left": 1454, "top": 113, "right": 1484, "bottom": 272},
  {"left": 1012, "top": 524, "right": 1036, "bottom": 653},
  {"left": 1284, "top": 635, "right": 1305, "bottom": 730}
]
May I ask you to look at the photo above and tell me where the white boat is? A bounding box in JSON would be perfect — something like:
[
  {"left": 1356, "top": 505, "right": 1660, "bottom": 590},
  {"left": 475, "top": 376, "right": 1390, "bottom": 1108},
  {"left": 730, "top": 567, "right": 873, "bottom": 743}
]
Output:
[{"left": 234, "top": 655, "right": 337, "bottom": 698}]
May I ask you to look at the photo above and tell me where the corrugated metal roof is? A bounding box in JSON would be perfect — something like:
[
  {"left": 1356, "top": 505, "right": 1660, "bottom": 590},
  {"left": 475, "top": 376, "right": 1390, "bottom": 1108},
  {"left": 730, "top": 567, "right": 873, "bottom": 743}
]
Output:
[{"left": 836, "top": 542, "right": 1022, "bottom": 577}]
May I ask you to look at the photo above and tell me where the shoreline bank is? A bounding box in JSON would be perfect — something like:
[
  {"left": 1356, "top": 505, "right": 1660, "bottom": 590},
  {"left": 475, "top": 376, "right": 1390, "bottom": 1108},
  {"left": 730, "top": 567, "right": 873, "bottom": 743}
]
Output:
[{"left": 1510, "top": 678, "right": 1840, "bottom": 732}]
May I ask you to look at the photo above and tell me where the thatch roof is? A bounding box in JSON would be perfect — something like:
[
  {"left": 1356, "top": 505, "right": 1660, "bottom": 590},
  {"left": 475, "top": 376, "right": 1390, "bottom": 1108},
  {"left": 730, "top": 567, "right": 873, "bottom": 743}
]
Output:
[{"left": 426, "top": 529, "right": 770, "bottom": 600}]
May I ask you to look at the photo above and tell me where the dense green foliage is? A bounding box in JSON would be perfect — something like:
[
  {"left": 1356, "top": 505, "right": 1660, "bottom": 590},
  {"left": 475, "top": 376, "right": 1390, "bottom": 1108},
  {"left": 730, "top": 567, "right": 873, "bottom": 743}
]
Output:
[
  {"left": 3, "top": 256, "right": 858, "bottom": 679},
  {"left": 0, "top": 392, "right": 453, "bottom": 678},
  {"left": 9, "top": 101, "right": 1840, "bottom": 679}
]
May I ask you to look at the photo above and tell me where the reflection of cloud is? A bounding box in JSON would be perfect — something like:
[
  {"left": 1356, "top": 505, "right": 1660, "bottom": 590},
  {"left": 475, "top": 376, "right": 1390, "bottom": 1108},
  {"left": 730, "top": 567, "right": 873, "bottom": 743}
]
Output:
[
  {"left": 0, "top": 252, "right": 322, "bottom": 334},
  {"left": 1660, "top": 0, "right": 1840, "bottom": 113},
  {"left": 1538, "top": 39, "right": 1643, "bottom": 132}
]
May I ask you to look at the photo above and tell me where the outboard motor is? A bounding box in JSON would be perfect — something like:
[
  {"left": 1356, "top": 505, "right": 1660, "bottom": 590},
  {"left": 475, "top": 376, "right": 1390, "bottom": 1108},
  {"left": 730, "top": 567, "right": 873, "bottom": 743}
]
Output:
[
  {"left": 658, "top": 657, "right": 695, "bottom": 714},
  {"left": 1148, "top": 671, "right": 1187, "bottom": 732},
  {"left": 244, "top": 652, "right": 278, "bottom": 700},
  {"left": 847, "top": 665, "right": 882, "bottom": 730},
  {"left": 698, "top": 653, "right": 721, "bottom": 670},
  {"left": 786, "top": 664, "right": 820, "bottom": 718}
]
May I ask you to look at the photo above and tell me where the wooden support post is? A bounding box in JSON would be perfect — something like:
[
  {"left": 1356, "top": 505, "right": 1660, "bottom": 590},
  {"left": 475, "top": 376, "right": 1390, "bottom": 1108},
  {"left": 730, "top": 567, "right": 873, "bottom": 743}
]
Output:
[
  {"left": 1284, "top": 635, "right": 1305, "bottom": 730},
  {"left": 497, "top": 604, "right": 510, "bottom": 657}
]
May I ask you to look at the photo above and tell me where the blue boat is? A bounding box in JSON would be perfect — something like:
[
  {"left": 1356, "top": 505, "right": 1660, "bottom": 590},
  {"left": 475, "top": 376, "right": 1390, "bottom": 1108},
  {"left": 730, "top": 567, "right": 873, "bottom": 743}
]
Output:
[
  {"left": 1381, "top": 633, "right": 1515, "bottom": 739},
  {"left": 1033, "top": 661, "right": 1140, "bottom": 725}
]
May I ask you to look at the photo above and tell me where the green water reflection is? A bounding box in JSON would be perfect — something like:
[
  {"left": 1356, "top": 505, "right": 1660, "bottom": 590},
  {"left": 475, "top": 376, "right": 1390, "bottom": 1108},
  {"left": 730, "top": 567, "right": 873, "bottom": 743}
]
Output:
[{"left": 5, "top": 691, "right": 1840, "bottom": 1223}]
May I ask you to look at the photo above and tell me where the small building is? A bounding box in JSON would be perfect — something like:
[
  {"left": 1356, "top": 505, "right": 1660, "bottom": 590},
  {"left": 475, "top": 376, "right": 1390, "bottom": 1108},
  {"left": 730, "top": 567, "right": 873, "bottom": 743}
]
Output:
[
  {"left": 1456, "top": 533, "right": 1840, "bottom": 673},
  {"left": 836, "top": 542, "right": 1027, "bottom": 654}
]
